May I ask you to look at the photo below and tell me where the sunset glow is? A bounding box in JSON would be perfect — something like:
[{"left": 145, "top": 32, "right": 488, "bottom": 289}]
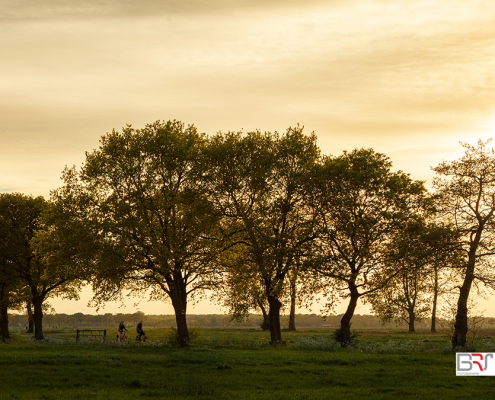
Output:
[{"left": 2, "top": 0, "right": 495, "bottom": 315}]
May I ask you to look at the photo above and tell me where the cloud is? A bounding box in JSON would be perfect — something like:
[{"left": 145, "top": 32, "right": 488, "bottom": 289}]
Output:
[
  {"left": 1, "top": 0, "right": 495, "bottom": 180},
  {"left": 0, "top": 0, "right": 349, "bottom": 20}
]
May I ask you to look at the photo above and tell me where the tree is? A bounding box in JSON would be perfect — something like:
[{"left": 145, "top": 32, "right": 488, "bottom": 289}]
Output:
[
  {"left": 432, "top": 139, "right": 495, "bottom": 348},
  {"left": 310, "top": 148, "right": 427, "bottom": 344},
  {"left": 0, "top": 196, "right": 26, "bottom": 341},
  {"left": 204, "top": 127, "right": 320, "bottom": 343},
  {"left": 371, "top": 267, "right": 430, "bottom": 332},
  {"left": 369, "top": 220, "right": 462, "bottom": 332},
  {"left": 0, "top": 193, "right": 83, "bottom": 340},
  {"left": 287, "top": 264, "right": 298, "bottom": 331},
  {"left": 0, "top": 221, "right": 19, "bottom": 341},
  {"left": 59, "top": 120, "right": 221, "bottom": 347},
  {"left": 0, "top": 256, "right": 24, "bottom": 341},
  {"left": 424, "top": 224, "right": 463, "bottom": 333},
  {"left": 367, "top": 224, "right": 432, "bottom": 332},
  {"left": 287, "top": 257, "right": 322, "bottom": 331}
]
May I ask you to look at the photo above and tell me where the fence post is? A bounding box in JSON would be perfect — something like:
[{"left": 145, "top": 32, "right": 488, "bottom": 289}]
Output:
[
  {"left": 104, "top": 330, "right": 106, "bottom": 341},
  {"left": 76, "top": 329, "right": 80, "bottom": 342}
]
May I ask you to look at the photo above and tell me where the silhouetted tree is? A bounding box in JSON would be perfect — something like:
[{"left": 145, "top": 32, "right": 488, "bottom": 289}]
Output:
[
  {"left": 57, "top": 121, "right": 222, "bottom": 347},
  {"left": 310, "top": 148, "right": 427, "bottom": 344},
  {"left": 433, "top": 140, "right": 495, "bottom": 348},
  {"left": 0, "top": 193, "right": 83, "bottom": 340},
  {"left": 204, "top": 127, "right": 320, "bottom": 343}
]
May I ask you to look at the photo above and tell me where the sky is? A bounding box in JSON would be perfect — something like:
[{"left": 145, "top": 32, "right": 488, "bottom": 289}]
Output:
[{"left": 2, "top": 0, "right": 495, "bottom": 316}]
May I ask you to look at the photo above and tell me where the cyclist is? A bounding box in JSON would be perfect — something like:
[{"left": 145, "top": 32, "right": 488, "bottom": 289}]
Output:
[
  {"left": 117, "top": 321, "right": 127, "bottom": 341},
  {"left": 136, "top": 320, "right": 147, "bottom": 342}
]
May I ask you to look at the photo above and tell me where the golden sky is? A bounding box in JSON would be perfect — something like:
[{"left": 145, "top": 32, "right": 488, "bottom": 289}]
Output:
[{"left": 2, "top": 0, "right": 495, "bottom": 315}]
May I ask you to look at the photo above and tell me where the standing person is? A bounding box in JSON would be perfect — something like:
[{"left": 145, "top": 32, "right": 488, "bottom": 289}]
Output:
[
  {"left": 117, "top": 321, "right": 127, "bottom": 341},
  {"left": 136, "top": 320, "right": 146, "bottom": 342}
]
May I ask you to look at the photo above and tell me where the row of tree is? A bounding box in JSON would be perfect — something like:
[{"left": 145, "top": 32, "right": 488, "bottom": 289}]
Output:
[
  {"left": 2, "top": 120, "right": 495, "bottom": 348},
  {"left": 9, "top": 312, "right": 474, "bottom": 330}
]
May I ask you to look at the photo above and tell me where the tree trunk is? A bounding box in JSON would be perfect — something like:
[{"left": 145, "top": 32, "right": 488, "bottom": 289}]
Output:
[
  {"left": 0, "top": 282, "right": 10, "bottom": 341},
  {"left": 26, "top": 301, "right": 34, "bottom": 333},
  {"left": 431, "top": 267, "right": 438, "bottom": 333},
  {"left": 0, "top": 303, "right": 10, "bottom": 342},
  {"left": 173, "top": 308, "right": 189, "bottom": 347},
  {"left": 288, "top": 277, "right": 296, "bottom": 331},
  {"left": 168, "top": 269, "right": 190, "bottom": 347},
  {"left": 452, "top": 254, "right": 477, "bottom": 348},
  {"left": 340, "top": 284, "right": 359, "bottom": 345},
  {"left": 267, "top": 294, "right": 283, "bottom": 344},
  {"left": 408, "top": 308, "right": 415, "bottom": 332},
  {"left": 32, "top": 296, "right": 44, "bottom": 340}
]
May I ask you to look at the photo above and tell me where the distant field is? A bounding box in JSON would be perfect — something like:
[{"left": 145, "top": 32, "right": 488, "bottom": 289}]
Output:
[{"left": 1, "top": 328, "right": 495, "bottom": 399}]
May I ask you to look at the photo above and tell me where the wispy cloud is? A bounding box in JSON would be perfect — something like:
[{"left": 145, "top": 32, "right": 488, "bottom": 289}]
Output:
[{"left": 1, "top": 0, "right": 495, "bottom": 198}]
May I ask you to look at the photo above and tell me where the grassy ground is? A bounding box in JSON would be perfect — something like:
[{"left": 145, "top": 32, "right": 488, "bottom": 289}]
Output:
[{"left": 1, "top": 328, "right": 495, "bottom": 399}]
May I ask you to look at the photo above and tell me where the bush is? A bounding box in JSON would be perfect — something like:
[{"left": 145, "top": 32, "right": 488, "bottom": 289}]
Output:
[
  {"left": 259, "top": 318, "right": 270, "bottom": 331},
  {"left": 331, "top": 325, "right": 360, "bottom": 346},
  {"left": 165, "top": 327, "right": 200, "bottom": 346}
]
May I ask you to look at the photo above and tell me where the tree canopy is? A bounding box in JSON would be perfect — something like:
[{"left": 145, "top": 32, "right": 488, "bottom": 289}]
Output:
[
  {"left": 0, "top": 193, "right": 83, "bottom": 340},
  {"left": 204, "top": 126, "right": 321, "bottom": 343},
  {"left": 4, "top": 120, "right": 495, "bottom": 348},
  {"left": 59, "top": 120, "right": 222, "bottom": 346},
  {"left": 310, "top": 148, "right": 427, "bottom": 344}
]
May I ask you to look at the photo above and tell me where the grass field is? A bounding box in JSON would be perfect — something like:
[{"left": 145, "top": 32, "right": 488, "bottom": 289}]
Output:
[{"left": 1, "top": 327, "right": 495, "bottom": 399}]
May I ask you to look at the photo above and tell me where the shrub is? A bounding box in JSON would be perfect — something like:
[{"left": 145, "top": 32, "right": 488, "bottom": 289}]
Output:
[
  {"left": 165, "top": 327, "right": 200, "bottom": 346},
  {"left": 259, "top": 318, "right": 270, "bottom": 331},
  {"left": 331, "top": 326, "right": 360, "bottom": 346}
]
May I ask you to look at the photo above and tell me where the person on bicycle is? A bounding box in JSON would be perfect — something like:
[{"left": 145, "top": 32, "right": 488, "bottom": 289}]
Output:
[
  {"left": 118, "top": 321, "right": 127, "bottom": 341},
  {"left": 136, "top": 320, "right": 146, "bottom": 342}
]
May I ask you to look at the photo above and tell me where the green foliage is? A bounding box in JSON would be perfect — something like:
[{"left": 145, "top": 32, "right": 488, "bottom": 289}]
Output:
[
  {"left": 368, "top": 220, "right": 461, "bottom": 332},
  {"left": 259, "top": 317, "right": 270, "bottom": 331},
  {"left": 331, "top": 325, "right": 361, "bottom": 345},
  {"left": 57, "top": 120, "right": 223, "bottom": 347},
  {"left": 205, "top": 126, "right": 322, "bottom": 343},
  {"left": 0, "top": 193, "right": 84, "bottom": 340},
  {"left": 165, "top": 326, "right": 201, "bottom": 346},
  {"left": 433, "top": 139, "right": 495, "bottom": 348},
  {"left": 310, "top": 148, "right": 428, "bottom": 344}
]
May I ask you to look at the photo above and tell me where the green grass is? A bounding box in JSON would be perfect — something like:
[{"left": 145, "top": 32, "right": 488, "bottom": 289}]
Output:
[{"left": 1, "top": 328, "right": 495, "bottom": 399}]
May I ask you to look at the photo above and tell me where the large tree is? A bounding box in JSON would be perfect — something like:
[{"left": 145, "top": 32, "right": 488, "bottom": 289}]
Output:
[
  {"left": 59, "top": 120, "right": 221, "bottom": 346},
  {"left": 0, "top": 193, "right": 83, "bottom": 340},
  {"left": 311, "top": 148, "right": 427, "bottom": 344},
  {"left": 433, "top": 140, "right": 495, "bottom": 348},
  {"left": 204, "top": 127, "right": 320, "bottom": 343}
]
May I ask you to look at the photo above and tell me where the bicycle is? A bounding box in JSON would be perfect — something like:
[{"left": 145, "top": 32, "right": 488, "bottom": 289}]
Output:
[
  {"left": 117, "top": 331, "right": 128, "bottom": 343},
  {"left": 135, "top": 333, "right": 147, "bottom": 342}
]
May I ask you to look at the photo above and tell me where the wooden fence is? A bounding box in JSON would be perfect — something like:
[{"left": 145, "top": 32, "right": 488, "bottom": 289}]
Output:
[{"left": 76, "top": 329, "right": 107, "bottom": 342}]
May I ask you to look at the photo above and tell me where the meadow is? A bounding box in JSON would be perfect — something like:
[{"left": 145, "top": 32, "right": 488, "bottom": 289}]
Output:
[{"left": 1, "top": 327, "right": 495, "bottom": 399}]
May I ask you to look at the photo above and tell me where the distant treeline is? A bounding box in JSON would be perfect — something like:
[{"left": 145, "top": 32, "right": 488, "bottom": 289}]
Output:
[{"left": 10, "top": 312, "right": 494, "bottom": 330}]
